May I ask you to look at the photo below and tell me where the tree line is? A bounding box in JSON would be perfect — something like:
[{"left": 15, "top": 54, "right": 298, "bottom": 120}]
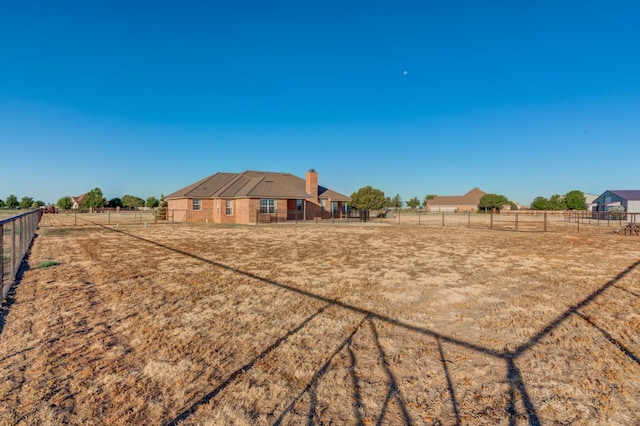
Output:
[
  {"left": 55, "top": 188, "right": 165, "bottom": 210},
  {"left": 349, "top": 186, "right": 588, "bottom": 212},
  {"left": 0, "top": 195, "right": 46, "bottom": 209},
  {"left": 0, "top": 187, "right": 166, "bottom": 211}
]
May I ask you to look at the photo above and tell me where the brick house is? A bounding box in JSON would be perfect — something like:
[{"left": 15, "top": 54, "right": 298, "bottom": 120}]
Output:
[
  {"left": 426, "top": 188, "right": 486, "bottom": 213},
  {"left": 165, "top": 169, "right": 351, "bottom": 224}
]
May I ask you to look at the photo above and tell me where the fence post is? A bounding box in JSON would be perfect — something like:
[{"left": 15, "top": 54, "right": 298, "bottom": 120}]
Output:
[
  {"left": 10, "top": 221, "right": 16, "bottom": 282},
  {"left": 74, "top": 209, "right": 77, "bottom": 225},
  {"left": 515, "top": 213, "right": 519, "bottom": 231},
  {"left": 467, "top": 211, "right": 470, "bottom": 228},
  {"left": 19, "top": 216, "right": 25, "bottom": 266},
  {"left": 544, "top": 213, "right": 548, "bottom": 232},
  {"left": 442, "top": 212, "right": 445, "bottom": 227},
  {"left": 490, "top": 211, "right": 493, "bottom": 229}
]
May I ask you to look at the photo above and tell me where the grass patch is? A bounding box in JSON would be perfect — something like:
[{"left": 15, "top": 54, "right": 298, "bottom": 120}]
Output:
[{"left": 36, "top": 260, "right": 58, "bottom": 269}]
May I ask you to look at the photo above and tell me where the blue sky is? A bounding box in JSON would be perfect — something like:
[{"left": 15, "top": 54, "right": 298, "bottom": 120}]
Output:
[{"left": 1, "top": 1, "right": 638, "bottom": 206}]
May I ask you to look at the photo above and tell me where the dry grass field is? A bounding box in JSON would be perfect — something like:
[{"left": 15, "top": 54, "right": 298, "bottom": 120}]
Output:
[{"left": 1, "top": 214, "right": 639, "bottom": 425}]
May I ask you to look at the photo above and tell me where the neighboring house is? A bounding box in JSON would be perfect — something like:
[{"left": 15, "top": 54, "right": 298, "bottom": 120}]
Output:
[
  {"left": 71, "top": 193, "right": 88, "bottom": 209},
  {"left": 165, "top": 169, "right": 351, "bottom": 224},
  {"left": 584, "top": 193, "right": 598, "bottom": 212},
  {"left": 592, "top": 190, "right": 640, "bottom": 218},
  {"left": 426, "top": 188, "right": 486, "bottom": 213}
]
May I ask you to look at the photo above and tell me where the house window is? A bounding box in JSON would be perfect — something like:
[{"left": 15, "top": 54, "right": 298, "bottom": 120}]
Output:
[
  {"left": 260, "top": 199, "right": 276, "bottom": 213},
  {"left": 320, "top": 199, "right": 327, "bottom": 212},
  {"left": 225, "top": 199, "right": 234, "bottom": 215},
  {"left": 296, "top": 199, "right": 303, "bottom": 212},
  {"left": 192, "top": 199, "right": 202, "bottom": 211},
  {"left": 331, "top": 201, "right": 339, "bottom": 214}
]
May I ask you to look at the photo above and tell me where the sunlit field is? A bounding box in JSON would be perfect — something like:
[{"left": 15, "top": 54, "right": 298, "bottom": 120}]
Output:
[{"left": 1, "top": 215, "right": 639, "bottom": 425}]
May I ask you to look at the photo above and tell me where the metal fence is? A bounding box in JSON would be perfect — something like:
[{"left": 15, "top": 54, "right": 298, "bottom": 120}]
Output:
[
  {"left": 157, "top": 207, "right": 640, "bottom": 234},
  {"left": 366, "top": 209, "right": 640, "bottom": 233},
  {"left": 256, "top": 209, "right": 359, "bottom": 224},
  {"left": 1, "top": 210, "right": 42, "bottom": 302},
  {"left": 39, "top": 209, "right": 160, "bottom": 227}
]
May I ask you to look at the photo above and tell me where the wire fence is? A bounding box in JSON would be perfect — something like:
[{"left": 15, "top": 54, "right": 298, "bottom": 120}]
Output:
[
  {"left": 39, "top": 209, "right": 160, "bottom": 227},
  {"left": 1, "top": 210, "right": 42, "bottom": 302},
  {"left": 383, "top": 209, "right": 640, "bottom": 233},
  {"left": 36, "top": 207, "right": 640, "bottom": 236}
]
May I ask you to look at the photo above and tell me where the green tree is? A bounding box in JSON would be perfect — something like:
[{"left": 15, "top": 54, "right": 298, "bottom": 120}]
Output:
[
  {"left": 0, "top": 199, "right": 5, "bottom": 208},
  {"left": 548, "top": 194, "right": 566, "bottom": 210},
  {"left": 386, "top": 194, "right": 403, "bottom": 209},
  {"left": 564, "top": 190, "right": 586, "bottom": 210},
  {"left": 478, "top": 193, "right": 509, "bottom": 212},
  {"left": 508, "top": 201, "right": 518, "bottom": 211},
  {"left": 349, "top": 186, "right": 386, "bottom": 210},
  {"left": 122, "top": 195, "right": 145, "bottom": 209},
  {"left": 406, "top": 196, "right": 421, "bottom": 209},
  {"left": 19, "top": 196, "right": 34, "bottom": 209},
  {"left": 423, "top": 194, "right": 436, "bottom": 209},
  {"left": 6, "top": 194, "right": 18, "bottom": 209},
  {"left": 109, "top": 197, "right": 123, "bottom": 208},
  {"left": 146, "top": 196, "right": 159, "bottom": 208},
  {"left": 82, "top": 188, "right": 106, "bottom": 209},
  {"left": 156, "top": 194, "right": 168, "bottom": 220},
  {"left": 57, "top": 196, "right": 73, "bottom": 210},
  {"left": 530, "top": 196, "right": 549, "bottom": 210},
  {"left": 33, "top": 200, "right": 45, "bottom": 208}
]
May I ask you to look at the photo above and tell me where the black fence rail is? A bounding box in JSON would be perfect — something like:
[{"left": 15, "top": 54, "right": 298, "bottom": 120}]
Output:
[
  {"left": 367, "top": 209, "right": 640, "bottom": 233},
  {"left": 1, "top": 210, "right": 43, "bottom": 302},
  {"left": 160, "top": 207, "right": 639, "bottom": 234},
  {"left": 256, "top": 209, "right": 367, "bottom": 224}
]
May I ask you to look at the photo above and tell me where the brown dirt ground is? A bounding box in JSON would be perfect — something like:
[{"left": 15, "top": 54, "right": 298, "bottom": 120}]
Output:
[{"left": 1, "top": 215, "right": 639, "bottom": 425}]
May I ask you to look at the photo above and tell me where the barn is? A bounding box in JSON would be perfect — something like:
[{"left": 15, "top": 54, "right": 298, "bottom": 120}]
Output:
[{"left": 592, "top": 190, "right": 640, "bottom": 220}]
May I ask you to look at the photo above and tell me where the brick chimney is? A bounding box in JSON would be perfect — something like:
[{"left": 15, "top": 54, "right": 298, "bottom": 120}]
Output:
[{"left": 305, "top": 169, "right": 319, "bottom": 204}]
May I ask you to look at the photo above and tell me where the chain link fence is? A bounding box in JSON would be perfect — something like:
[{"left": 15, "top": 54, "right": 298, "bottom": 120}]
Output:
[{"left": 1, "top": 210, "right": 42, "bottom": 302}]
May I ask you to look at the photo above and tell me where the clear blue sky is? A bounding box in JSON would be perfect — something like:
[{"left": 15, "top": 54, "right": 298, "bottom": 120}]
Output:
[{"left": 1, "top": 1, "right": 638, "bottom": 206}]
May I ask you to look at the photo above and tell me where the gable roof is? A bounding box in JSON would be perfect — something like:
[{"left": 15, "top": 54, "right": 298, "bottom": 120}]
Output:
[
  {"left": 608, "top": 190, "right": 640, "bottom": 201},
  {"left": 72, "top": 193, "right": 88, "bottom": 205},
  {"left": 318, "top": 186, "right": 350, "bottom": 202},
  {"left": 166, "top": 170, "right": 350, "bottom": 201},
  {"left": 428, "top": 188, "right": 486, "bottom": 206}
]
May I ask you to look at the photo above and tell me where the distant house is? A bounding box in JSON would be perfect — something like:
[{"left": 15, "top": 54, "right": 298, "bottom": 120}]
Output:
[
  {"left": 592, "top": 190, "right": 640, "bottom": 218},
  {"left": 165, "top": 169, "right": 351, "bottom": 224},
  {"left": 426, "top": 188, "right": 486, "bottom": 213},
  {"left": 70, "top": 193, "right": 88, "bottom": 210},
  {"left": 583, "top": 193, "right": 599, "bottom": 212}
]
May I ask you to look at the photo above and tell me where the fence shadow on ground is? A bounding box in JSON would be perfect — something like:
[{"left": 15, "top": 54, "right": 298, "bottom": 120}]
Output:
[{"left": 52, "top": 220, "right": 640, "bottom": 424}]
